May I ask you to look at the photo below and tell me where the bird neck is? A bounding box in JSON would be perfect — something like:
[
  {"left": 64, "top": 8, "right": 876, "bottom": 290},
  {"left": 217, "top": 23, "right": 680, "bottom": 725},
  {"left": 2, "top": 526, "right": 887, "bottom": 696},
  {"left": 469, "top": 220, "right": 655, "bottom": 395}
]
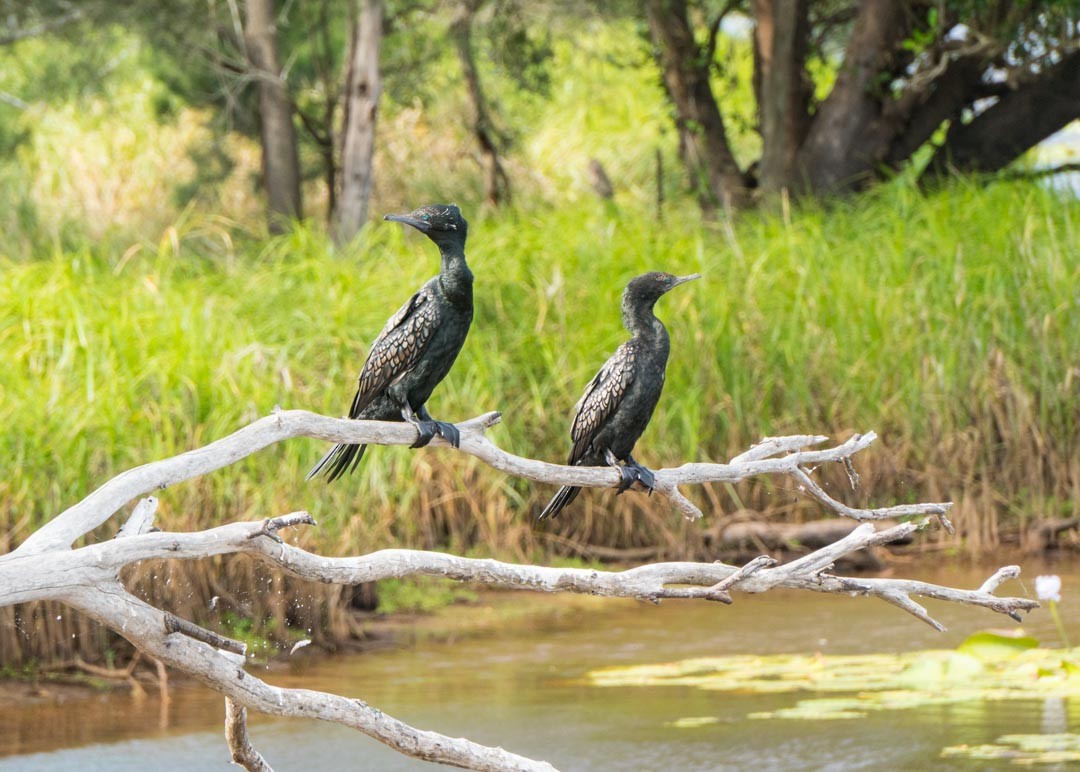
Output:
[
  {"left": 438, "top": 244, "right": 473, "bottom": 308},
  {"left": 622, "top": 299, "right": 665, "bottom": 340}
]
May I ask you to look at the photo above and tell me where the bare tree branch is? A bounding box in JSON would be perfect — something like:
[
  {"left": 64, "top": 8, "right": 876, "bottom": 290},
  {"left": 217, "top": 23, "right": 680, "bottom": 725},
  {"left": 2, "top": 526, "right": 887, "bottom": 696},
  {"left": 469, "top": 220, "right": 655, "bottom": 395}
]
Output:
[
  {"left": 0, "top": 89, "right": 30, "bottom": 110},
  {"left": 13, "top": 410, "right": 950, "bottom": 556},
  {"left": 225, "top": 698, "right": 273, "bottom": 772},
  {"left": 60, "top": 581, "right": 554, "bottom": 771},
  {"left": 1, "top": 409, "right": 1039, "bottom": 770},
  {"left": 1, "top": 512, "right": 1035, "bottom": 628}
]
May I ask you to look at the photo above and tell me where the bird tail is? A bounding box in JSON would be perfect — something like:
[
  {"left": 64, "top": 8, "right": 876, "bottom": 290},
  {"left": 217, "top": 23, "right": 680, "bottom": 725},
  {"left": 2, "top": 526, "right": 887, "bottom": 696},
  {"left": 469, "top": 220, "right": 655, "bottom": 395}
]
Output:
[
  {"left": 306, "top": 443, "right": 367, "bottom": 483},
  {"left": 537, "top": 485, "right": 581, "bottom": 520}
]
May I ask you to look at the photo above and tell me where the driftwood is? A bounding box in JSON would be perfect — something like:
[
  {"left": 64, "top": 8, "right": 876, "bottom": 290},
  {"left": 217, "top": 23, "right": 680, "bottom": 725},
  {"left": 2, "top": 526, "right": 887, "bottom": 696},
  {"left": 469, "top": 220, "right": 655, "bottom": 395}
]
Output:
[
  {"left": 712, "top": 518, "right": 915, "bottom": 569},
  {"left": 0, "top": 409, "right": 1039, "bottom": 771},
  {"left": 1024, "top": 517, "right": 1080, "bottom": 554}
]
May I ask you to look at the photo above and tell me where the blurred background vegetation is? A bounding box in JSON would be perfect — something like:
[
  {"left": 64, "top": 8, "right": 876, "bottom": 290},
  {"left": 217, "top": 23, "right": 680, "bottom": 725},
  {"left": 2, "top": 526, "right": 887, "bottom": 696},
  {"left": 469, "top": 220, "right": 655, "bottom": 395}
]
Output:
[{"left": 0, "top": 0, "right": 1077, "bottom": 664}]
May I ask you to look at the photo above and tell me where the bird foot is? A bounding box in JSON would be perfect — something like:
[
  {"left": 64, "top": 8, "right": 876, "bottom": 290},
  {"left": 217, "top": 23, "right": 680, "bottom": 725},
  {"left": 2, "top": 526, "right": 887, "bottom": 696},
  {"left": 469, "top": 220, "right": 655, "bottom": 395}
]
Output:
[
  {"left": 616, "top": 463, "right": 655, "bottom": 495},
  {"left": 615, "top": 465, "right": 637, "bottom": 494},
  {"left": 633, "top": 464, "right": 656, "bottom": 494},
  {"left": 409, "top": 420, "right": 460, "bottom": 449}
]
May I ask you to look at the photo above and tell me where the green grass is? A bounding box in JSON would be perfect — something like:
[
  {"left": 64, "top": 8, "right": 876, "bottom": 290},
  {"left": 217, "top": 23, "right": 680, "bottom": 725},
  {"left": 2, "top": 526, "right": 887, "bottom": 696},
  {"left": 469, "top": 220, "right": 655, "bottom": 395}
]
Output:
[
  {"left": 1, "top": 179, "right": 1076, "bottom": 561},
  {"left": 4, "top": 13, "right": 1076, "bottom": 668}
]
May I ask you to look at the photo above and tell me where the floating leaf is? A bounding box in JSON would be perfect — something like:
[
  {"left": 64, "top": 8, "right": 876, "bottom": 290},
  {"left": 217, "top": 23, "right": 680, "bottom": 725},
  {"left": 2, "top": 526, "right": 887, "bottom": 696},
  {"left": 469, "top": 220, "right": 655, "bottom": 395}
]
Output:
[
  {"left": 942, "top": 734, "right": 1080, "bottom": 764},
  {"left": 957, "top": 630, "right": 1040, "bottom": 661},
  {"left": 666, "top": 716, "right": 720, "bottom": 729},
  {"left": 583, "top": 645, "right": 1080, "bottom": 722}
]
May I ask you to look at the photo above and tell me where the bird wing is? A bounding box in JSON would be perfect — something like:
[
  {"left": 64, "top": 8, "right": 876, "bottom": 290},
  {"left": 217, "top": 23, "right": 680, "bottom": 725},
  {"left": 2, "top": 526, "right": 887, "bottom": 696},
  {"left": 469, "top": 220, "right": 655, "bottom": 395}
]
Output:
[
  {"left": 568, "top": 339, "right": 637, "bottom": 464},
  {"left": 349, "top": 284, "right": 440, "bottom": 418}
]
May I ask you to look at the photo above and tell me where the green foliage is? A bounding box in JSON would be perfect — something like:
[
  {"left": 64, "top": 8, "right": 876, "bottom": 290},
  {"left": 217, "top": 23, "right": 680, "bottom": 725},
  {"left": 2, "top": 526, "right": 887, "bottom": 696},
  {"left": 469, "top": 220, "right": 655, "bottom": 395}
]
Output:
[
  {"left": 220, "top": 611, "right": 276, "bottom": 659},
  {"left": 0, "top": 179, "right": 1076, "bottom": 559},
  {"left": 375, "top": 578, "right": 479, "bottom": 614},
  {"left": 0, "top": 3, "right": 1077, "bottom": 566}
]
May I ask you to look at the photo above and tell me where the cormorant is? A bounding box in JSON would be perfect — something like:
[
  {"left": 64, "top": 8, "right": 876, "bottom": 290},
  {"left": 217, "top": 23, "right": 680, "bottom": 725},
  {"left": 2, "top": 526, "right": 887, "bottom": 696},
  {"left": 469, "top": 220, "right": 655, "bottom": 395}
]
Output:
[
  {"left": 308, "top": 204, "right": 473, "bottom": 482},
  {"left": 538, "top": 271, "right": 700, "bottom": 519}
]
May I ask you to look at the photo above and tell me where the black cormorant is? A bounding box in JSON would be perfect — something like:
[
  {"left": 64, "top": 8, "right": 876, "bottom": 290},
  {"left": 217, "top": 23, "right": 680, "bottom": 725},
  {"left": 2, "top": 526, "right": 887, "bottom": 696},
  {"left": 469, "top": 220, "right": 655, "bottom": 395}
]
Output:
[
  {"left": 538, "top": 271, "right": 700, "bottom": 519},
  {"left": 308, "top": 204, "right": 473, "bottom": 482}
]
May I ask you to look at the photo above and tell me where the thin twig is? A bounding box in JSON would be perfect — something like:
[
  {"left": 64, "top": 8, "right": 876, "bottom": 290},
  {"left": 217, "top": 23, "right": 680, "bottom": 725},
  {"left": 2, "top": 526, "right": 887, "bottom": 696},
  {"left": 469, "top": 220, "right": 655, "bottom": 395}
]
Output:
[{"left": 164, "top": 612, "right": 247, "bottom": 656}]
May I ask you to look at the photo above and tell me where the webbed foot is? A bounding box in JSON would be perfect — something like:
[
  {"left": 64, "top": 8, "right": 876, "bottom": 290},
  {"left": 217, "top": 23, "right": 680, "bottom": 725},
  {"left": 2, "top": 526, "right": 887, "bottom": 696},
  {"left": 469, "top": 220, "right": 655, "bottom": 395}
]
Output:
[
  {"left": 433, "top": 420, "right": 461, "bottom": 448},
  {"left": 408, "top": 419, "right": 460, "bottom": 449},
  {"left": 410, "top": 420, "right": 438, "bottom": 448},
  {"left": 615, "top": 465, "right": 637, "bottom": 494},
  {"left": 629, "top": 463, "right": 656, "bottom": 494}
]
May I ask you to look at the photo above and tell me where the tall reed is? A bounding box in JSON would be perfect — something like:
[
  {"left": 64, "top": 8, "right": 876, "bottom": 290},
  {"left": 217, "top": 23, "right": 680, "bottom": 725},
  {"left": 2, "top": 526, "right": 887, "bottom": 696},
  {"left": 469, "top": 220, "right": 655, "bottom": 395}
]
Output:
[{"left": 2, "top": 180, "right": 1076, "bottom": 665}]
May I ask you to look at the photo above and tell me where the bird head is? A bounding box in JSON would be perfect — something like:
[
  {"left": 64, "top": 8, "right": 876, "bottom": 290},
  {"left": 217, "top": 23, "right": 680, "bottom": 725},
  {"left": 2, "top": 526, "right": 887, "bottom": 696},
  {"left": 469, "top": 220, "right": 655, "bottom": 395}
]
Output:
[
  {"left": 384, "top": 204, "right": 468, "bottom": 248},
  {"left": 623, "top": 271, "right": 701, "bottom": 306}
]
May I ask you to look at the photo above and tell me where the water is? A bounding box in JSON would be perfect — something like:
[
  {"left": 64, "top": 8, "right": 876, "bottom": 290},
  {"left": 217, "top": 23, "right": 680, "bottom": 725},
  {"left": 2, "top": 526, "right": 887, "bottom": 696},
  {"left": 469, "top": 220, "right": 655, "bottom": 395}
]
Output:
[{"left": 1, "top": 562, "right": 1077, "bottom": 770}]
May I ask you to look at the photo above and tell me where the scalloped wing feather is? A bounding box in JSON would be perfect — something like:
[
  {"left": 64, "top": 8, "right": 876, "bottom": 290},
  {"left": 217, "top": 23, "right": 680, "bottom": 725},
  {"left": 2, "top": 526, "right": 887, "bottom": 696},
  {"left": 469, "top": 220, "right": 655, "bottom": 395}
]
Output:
[
  {"left": 568, "top": 339, "right": 637, "bottom": 464},
  {"left": 349, "top": 288, "right": 440, "bottom": 417}
]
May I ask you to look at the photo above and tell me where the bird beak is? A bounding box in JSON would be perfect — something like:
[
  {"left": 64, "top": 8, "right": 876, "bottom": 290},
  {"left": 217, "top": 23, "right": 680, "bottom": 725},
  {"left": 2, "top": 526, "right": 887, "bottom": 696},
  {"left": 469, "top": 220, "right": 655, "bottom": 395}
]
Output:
[
  {"left": 671, "top": 273, "right": 702, "bottom": 287},
  {"left": 384, "top": 213, "right": 432, "bottom": 233}
]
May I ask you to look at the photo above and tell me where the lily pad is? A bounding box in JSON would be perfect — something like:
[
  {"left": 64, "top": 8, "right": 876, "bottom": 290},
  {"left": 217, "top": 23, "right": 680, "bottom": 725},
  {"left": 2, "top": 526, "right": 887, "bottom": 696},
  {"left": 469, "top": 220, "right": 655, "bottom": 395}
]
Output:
[
  {"left": 957, "top": 630, "right": 1040, "bottom": 661},
  {"left": 942, "top": 733, "right": 1080, "bottom": 764},
  {"left": 583, "top": 641, "right": 1080, "bottom": 721},
  {"left": 666, "top": 716, "right": 720, "bottom": 728}
]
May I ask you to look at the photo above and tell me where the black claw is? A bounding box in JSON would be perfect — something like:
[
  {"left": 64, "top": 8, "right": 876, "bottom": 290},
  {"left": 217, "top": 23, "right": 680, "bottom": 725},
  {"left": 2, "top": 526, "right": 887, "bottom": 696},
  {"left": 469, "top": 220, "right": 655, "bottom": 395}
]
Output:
[
  {"left": 410, "top": 421, "right": 438, "bottom": 448},
  {"left": 634, "top": 465, "right": 656, "bottom": 493},
  {"left": 436, "top": 421, "right": 461, "bottom": 448},
  {"left": 615, "top": 465, "right": 637, "bottom": 494},
  {"left": 410, "top": 420, "right": 459, "bottom": 449}
]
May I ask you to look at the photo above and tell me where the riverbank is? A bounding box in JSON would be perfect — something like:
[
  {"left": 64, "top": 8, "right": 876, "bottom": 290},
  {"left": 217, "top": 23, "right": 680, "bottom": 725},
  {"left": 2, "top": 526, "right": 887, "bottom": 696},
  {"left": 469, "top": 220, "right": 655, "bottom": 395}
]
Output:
[{"left": 0, "top": 589, "right": 614, "bottom": 710}]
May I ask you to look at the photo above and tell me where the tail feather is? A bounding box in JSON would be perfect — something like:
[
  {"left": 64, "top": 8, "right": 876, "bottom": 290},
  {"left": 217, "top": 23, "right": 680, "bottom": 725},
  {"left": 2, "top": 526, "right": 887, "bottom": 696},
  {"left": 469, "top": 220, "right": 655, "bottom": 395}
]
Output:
[
  {"left": 306, "top": 443, "right": 368, "bottom": 483},
  {"left": 537, "top": 485, "right": 581, "bottom": 520}
]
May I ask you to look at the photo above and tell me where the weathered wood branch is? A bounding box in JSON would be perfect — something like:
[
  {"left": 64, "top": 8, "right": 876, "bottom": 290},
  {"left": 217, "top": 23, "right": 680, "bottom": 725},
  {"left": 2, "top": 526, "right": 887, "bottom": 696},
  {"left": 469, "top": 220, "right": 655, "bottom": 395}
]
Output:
[
  {"left": 60, "top": 580, "right": 552, "bottom": 772},
  {"left": 13, "top": 410, "right": 950, "bottom": 556},
  {"left": 2, "top": 512, "right": 1036, "bottom": 627},
  {"left": 1, "top": 409, "right": 1038, "bottom": 770},
  {"left": 225, "top": 697, "right": 274, "bottom": 772}
]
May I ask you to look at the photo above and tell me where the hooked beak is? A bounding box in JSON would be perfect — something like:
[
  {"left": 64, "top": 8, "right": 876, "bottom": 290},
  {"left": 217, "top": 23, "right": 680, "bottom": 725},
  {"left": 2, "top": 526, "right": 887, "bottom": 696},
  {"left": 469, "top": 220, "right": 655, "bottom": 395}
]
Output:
[
  {"left": 384, "top": 213, "right": 431, "bottom": 233},
  {"left": 671, "top": 273, "right": 702, "bottom": 288}
]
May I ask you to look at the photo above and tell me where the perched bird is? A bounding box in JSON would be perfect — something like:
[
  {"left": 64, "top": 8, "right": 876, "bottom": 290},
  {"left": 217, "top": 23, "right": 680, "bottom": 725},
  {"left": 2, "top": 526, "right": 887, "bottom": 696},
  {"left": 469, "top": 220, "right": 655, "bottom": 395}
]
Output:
[
  {"left": 308, "top": 204, "right": 473, "bottom": 482},
  {"left": 538, "top": 271, "right": 700, "bottom": 519}
]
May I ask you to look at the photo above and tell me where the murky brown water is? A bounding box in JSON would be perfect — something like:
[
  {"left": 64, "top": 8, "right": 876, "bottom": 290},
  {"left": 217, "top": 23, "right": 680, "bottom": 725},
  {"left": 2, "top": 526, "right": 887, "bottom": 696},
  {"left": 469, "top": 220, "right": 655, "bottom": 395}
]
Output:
[{"left": 1, "top": 561, "right": 1077, "bottom": 770}]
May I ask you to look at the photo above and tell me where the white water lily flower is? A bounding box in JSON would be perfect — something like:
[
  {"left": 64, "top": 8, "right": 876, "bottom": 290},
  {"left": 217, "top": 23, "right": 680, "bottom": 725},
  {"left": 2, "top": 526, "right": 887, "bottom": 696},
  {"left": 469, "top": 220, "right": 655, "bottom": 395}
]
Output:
[{"left": 1035, "top": 574, "right": 1062, "bottom": 603}]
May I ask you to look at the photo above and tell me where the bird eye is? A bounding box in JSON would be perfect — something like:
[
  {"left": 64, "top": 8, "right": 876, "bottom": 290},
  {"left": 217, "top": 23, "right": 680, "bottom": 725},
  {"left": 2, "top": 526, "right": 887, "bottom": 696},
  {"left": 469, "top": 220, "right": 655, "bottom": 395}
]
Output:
[{"left": 422, "top": 214, "right": 431, "bottom": 221}]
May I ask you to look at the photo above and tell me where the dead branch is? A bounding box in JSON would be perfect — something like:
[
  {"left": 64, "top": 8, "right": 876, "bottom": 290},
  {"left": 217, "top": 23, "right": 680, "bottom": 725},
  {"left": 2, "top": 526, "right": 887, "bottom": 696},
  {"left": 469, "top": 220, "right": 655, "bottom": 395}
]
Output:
[
  {"left": 225, "top": 698, "right": 273, "bottom": 772},
  {"left": 0, "top": 409, "right": 1039, "bottom": 770},
  {"left": 13, "top": 410, "right": 949, "bottom": 556}
]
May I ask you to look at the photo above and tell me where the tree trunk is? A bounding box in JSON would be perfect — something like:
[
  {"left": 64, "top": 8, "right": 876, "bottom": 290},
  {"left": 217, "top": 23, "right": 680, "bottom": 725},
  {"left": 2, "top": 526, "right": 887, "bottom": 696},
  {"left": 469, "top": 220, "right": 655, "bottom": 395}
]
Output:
[
  {"left": 449, "top": 0, "right": 511, "bottom": 207},
  {"left": 645, "top": 0, "right": 749, "bottom": 213},
  {"left": 922, "top": 48, "right": 1080, "bottom": 181},
  {"left": 883, "top": 51, "right": 991, "bottom": 169},
  {"left": 795, "top": 0, "right": 910, "bottom": 195},
  {"left": 244, "top": 0, "right": 302, "bottom": 232},
  {"left": 334, "top": 0, "right": 383, "bottom": 246},
  {"left": 753, "top": 0, "right": 810, "bottom": 195}
]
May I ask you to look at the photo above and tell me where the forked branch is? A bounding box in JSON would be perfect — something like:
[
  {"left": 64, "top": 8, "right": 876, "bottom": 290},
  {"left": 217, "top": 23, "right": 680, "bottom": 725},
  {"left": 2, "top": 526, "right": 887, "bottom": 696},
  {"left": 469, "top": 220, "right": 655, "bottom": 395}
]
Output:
[
  {"left": 14, "top": 410, "right": 950, "bottom": 555},
  {"left": 1, "top": 409, "right": 1038, "bottom": 771}
]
